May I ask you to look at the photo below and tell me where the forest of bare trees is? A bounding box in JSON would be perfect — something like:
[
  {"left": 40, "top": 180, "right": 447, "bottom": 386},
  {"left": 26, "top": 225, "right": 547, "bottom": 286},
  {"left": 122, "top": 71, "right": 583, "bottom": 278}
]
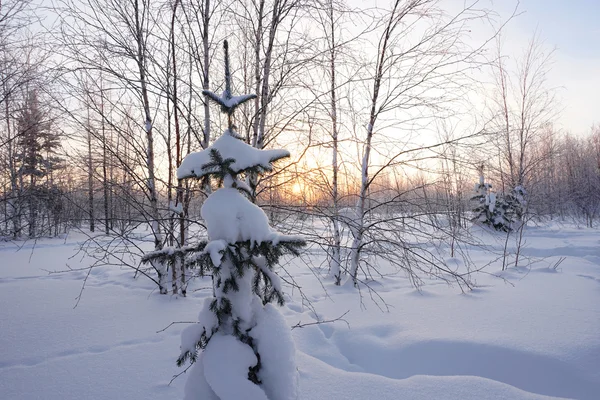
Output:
[{"left": 1, "top": 0, "right": 599, "bottom": 292}]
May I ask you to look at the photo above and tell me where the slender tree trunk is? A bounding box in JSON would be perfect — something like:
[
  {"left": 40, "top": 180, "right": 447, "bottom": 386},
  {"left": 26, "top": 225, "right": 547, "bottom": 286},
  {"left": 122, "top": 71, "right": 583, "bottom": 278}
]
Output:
[
  {"left": 134, "top": 0, "right": 166, "bottom": 294},
  {"left": 5, "top": 89, "right": 20, "bottom": 238},
  {"left": 350, "top": 1, "right": 398, "bottom": 285},
  {"left": 498, "top": 56, "right": 515, "bottom": 191},
  {"left": 173, "top": 0, "right": 188, "bottom": 296},
  {"left": 169, "top": 0, "right": 183, "bottom": 295},
  {"left": 87, "top": 105, "right": 94, "bottom": 233},
  {"left": 251, "top": 0, "right": 265, "bottom": 149},
  {"left": 166, "top": 58, "right": 177, "bottom": 293},
  {"left": 201, "top": 0, "right": 211, "bottom": 150},
  {"left": 28, "top": 175, "right": 36, "bottom": 237},
  {"left": 326, "top": 0, "right": 342, "bottom": 285},
  {"left": 349, "top": 125, "right": 373, "bottom": 285},
  {"left": 109, "top": 120, "right": 114, "bottom": 230},
  {"left": 248, "top": 0, "right": 266, "bottom": 202},
  {"left": 179, "top": 44, "right": 195, "bottom": 291},
  {"left": 101, "top": 80, "right": 109, "bottom": 235},
  {"left": 249, "top": 0, "right": 290, "bottom": 202}
]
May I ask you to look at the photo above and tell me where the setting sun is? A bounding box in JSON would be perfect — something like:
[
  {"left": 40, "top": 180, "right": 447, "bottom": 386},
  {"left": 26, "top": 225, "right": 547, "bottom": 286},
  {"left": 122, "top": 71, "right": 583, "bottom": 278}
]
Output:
[{"left": 291, "top": 182, "right": 302, "bottom": 196}]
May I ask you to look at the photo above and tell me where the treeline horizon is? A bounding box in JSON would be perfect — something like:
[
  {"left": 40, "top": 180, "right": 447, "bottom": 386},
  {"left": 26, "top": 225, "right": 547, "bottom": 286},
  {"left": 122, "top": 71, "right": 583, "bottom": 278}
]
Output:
[{"left": 1, "top": 0, "right": 599, "bottom": 292}]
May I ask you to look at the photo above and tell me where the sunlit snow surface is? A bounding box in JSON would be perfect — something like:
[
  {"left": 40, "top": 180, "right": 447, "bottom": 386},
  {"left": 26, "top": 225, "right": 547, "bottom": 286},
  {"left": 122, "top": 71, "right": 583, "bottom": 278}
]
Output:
[{"left": 1, "top": 222, "right": 599, "bottom": 399}]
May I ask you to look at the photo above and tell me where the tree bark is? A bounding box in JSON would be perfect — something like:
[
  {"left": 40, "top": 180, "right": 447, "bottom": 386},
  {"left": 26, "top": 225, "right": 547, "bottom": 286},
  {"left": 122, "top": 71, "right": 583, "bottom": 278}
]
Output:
[{"left": 134, "top": 0, "right": 166, "bottom": 294}]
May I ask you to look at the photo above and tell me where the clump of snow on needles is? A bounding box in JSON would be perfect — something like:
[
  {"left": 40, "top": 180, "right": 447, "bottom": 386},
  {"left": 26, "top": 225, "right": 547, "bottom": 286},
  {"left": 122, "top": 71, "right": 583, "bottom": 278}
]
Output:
[
  {"left": 183, "top": 352, "right": 219, "bottom": 400},
  {"left": 203, "top": 333, "right": 269, "bottom": 400},
  {"left": 180, "top": 299, "right": 217, "bottom": 357},
  {"left": 177, "top": 131, "right": 289, "bottom": 180},
  {"left": 220, "top": 94, "right": 256, "bottom": 109},
  {"left": 203, "top": 239, "right": 228, "bottom": 267},
  {"left": 201, "top": 188, "right": 299, "bottom": 246},
  {"left": 250, "top": 303, "right": 298, "bottom": 400}
]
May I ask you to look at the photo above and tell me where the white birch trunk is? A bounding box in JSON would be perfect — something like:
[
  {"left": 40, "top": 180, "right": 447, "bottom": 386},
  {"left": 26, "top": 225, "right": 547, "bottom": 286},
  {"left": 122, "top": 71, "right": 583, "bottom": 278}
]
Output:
[
  {"left": 326, "top": 0, "right": 342, "bottom": 284},
  {"left": 134, "top": 0, "right": 166, "bottom": 294},
  {"left": 349, "top": 0, "right": 398, "bottom": 285},
  {"left": 349, "top": 138, "right": 372, "bottom": 285}
]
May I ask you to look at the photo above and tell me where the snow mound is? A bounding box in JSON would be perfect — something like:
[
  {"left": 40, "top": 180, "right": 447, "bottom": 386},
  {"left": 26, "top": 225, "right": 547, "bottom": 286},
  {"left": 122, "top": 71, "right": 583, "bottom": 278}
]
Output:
[
  {"left": 203, "top": 333, "right": 268, "bottom": 400},
  {"left": 331, "top": 335, "right": 600, "bottom": 399},
  {"left": 180, "top": 298, "right": 218, "bottom": 358},
  {"left": 201, "top": 188, "right": 277, "bottom": 245},
  {"left": 298, "top": 352, "right": 560, "bottom": 400},
  {"left": 177, "top": 133, "right": 289, "bottom": 180},
  {"left": 183, "top": 352, "right": 219, "bottom": 400},
  {"left": 250, "top": 303, "right": 298, "bottom": 400}
]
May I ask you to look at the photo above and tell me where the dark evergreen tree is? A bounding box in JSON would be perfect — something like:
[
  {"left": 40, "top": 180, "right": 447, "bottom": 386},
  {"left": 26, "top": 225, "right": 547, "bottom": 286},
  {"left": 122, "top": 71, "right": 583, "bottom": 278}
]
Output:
[
  {"left": 15, "top": 90, "right": 63, "bottom": 237},
  {"left": 503, "top": 185, "right": 526, "bottom": 225}
]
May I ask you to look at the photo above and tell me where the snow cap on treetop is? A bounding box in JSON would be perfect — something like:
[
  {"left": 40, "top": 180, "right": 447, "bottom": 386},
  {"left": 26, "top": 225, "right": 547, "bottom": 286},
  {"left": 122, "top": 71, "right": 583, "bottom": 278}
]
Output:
[
  {"left": 178, "top": 39, "right": 289, "bottom": 180},
  {"left": 177, "top": 133, "right": 290, "bottom": 180}
]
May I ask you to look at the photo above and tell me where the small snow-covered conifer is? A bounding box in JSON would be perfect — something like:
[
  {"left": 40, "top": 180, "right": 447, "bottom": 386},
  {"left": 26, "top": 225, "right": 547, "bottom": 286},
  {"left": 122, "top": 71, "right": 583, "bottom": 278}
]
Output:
[
  {"left": 470, "top": 165, "right": 526, "bottom": 232},
  {"left": 503, "top": 185, "right": 526, "bottom": 225},
  {"left": 471, "top": 164, "right": 498, "bottom": 229},
  {"left": 144, "top": 41, "right": 305, "bottom": 400}
]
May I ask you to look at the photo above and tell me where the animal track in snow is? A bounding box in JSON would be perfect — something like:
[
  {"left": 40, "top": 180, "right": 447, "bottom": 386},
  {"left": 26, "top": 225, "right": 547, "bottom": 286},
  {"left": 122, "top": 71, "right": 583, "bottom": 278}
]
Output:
[{"left": 0, "top": 336, "right": 165, "bottom": 371}]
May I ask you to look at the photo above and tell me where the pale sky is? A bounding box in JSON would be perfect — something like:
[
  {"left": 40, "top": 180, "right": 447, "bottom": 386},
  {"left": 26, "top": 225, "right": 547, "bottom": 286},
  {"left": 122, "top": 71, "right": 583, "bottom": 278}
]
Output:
[
  {"left": 40, "top": 0, "right": 598, "bottom": 135},
  {"left": 496, "top": 0, "right": 600, "bottom": 134}
]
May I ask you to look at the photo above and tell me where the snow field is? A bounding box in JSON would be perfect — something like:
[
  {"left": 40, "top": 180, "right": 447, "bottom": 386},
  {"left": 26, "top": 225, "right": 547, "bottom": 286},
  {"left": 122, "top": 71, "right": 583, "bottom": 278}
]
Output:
[{"left": 0, "top": 224, "right": 599, "bottom": 399}]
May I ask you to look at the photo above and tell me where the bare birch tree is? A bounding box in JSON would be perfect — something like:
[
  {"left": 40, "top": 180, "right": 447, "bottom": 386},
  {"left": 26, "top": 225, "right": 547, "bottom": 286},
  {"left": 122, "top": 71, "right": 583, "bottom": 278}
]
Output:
[
  {"left": 55, "top": 0, "right": 169, "bottom": 292},
  {"left": 490, "top": 33, "right": 556, "bottom": 198},
  {"left": 347, "top": 0, "right": 497, "bottom": 286}
]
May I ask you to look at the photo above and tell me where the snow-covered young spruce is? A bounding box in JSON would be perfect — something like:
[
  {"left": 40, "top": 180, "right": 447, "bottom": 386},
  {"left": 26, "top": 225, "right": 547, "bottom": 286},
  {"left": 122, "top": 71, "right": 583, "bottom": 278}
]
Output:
[
  {"left": 471, "top": 164, "right": 526, "bottom": 232},
  {"left": 145, "top": 40, "right": 305, "bottom": 400}
]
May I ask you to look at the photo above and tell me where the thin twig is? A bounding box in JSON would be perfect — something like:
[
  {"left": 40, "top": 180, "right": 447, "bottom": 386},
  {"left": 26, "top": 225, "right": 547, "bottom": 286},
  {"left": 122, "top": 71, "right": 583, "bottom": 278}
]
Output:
[
  {"left": 551, "top": 256, "right": 566, "bottom": 271},
  {"left": 291, "top": 310, "right": 350, "bottom": 330},
  {"left": 169, "top": 363, "right": 193, "bottom": 386},
  {"left": 156, "top": 321, "right": 198, "bottom": 333},
  {"left": 74, "top": 264, "right": 93, "bottom": 309}
]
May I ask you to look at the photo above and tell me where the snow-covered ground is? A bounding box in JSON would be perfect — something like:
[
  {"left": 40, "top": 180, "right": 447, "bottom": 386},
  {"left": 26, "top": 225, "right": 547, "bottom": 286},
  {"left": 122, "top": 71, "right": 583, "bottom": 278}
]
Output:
[{"left": 1, "top": 223, "right": 599, "bottom": 399}]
